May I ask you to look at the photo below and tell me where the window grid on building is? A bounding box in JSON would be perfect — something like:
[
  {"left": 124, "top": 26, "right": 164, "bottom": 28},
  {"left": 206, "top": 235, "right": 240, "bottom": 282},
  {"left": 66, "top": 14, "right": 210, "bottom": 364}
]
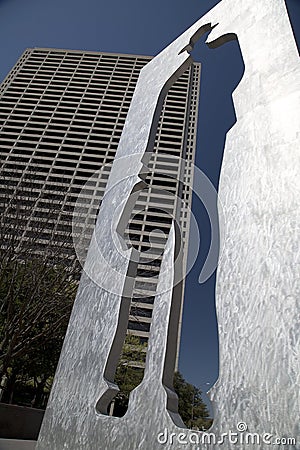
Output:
[{"left": 0, "top": 48, "right": 200, "bottom": 357}]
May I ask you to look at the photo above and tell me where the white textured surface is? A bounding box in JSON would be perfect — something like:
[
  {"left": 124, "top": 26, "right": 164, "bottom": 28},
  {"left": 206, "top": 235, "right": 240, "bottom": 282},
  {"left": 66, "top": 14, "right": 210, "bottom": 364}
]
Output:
[
  {"left": 37, "top": 0, "right": 299, "bottom": 449},
  {"left": 206, "top": 1, "right": 300, "bottom": 447}
]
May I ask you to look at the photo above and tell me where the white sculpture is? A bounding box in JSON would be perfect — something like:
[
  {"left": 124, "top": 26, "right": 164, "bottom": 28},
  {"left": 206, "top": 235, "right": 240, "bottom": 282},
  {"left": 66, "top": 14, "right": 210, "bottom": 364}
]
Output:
[{"left": 37, "top": 1, "right": 299, "bottom": 448}]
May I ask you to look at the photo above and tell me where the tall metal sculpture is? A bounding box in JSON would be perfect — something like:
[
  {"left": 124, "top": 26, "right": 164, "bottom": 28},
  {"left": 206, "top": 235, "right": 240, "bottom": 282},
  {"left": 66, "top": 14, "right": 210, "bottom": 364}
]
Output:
[{"left": 37, "top": 0, "right": 299, "bottom": 448}]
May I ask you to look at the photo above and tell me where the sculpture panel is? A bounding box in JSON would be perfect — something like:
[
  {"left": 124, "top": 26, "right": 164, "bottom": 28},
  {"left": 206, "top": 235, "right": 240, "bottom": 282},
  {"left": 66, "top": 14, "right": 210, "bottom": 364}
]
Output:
[{"left": 37, "top": 0, "right": 299, "bottom": 448}]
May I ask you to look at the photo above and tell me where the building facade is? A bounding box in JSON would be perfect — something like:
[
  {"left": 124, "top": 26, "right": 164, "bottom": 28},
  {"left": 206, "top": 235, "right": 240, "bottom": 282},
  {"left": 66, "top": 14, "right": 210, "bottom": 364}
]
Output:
[{"left": 0, "top": 48, "right": 200, "bottom": 363}]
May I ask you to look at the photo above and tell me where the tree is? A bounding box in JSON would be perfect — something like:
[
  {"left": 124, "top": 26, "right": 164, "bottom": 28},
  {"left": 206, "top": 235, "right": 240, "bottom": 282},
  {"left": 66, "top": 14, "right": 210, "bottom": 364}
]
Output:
[
  {"left": 113, "top": 334, "right": 146, "bottom": 416},
  {"left": 0, "top": 172, "right": 80, "bottom": 404},
  {"left": 2, "top": 334, "right": 62, "bottom": 408},
  {"left": 0, "top": 258, "right": 77, "bottom": 376},
  {"left": 173, "top": 372, "right": 212, "bottom": 430},
  {"left": 112, "top": 335, "right": 212, "bottom": 430}
]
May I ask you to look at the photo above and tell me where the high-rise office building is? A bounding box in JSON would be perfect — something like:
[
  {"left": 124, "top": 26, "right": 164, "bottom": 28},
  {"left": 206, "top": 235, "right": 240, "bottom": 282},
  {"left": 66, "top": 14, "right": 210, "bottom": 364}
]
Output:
[{"left": 0, "top": 48, "right": 200, "bottom": 361}]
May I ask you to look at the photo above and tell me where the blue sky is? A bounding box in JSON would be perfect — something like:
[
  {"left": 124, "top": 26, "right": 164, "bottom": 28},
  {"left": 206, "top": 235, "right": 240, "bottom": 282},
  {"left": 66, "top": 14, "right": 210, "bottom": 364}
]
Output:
[{"left": 0, "top": 0, "right": 299, "bottom": 412}]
